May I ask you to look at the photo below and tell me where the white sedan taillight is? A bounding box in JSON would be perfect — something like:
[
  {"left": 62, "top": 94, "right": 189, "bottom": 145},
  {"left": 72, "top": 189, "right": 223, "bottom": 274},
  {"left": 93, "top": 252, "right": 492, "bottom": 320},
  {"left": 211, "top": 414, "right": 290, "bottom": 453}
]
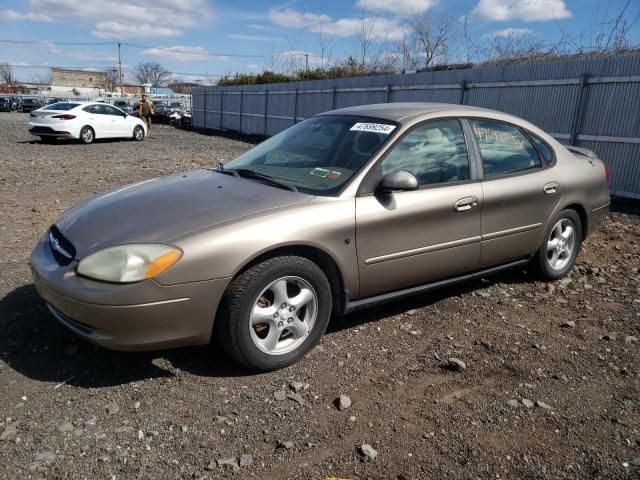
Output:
[{"left": 52, "top": 114, "right": 76, "bottom": 120}]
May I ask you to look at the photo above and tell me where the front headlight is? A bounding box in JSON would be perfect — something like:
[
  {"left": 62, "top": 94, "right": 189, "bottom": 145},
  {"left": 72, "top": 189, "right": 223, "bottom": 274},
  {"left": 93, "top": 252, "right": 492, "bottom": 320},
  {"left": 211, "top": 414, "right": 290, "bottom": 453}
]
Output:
[{"left": 77, "top": 244, "right": 182, "bottom": 283}]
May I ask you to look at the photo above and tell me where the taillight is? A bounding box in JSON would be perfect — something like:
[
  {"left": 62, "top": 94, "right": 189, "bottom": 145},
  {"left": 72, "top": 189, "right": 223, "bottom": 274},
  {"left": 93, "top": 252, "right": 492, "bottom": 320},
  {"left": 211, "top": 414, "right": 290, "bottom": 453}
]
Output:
[
  {"left": 52, "top": 114, "right": 76, "bottom": 120},
  {"left": 604, "top": 163, "right": 611, "bottom": 184}
]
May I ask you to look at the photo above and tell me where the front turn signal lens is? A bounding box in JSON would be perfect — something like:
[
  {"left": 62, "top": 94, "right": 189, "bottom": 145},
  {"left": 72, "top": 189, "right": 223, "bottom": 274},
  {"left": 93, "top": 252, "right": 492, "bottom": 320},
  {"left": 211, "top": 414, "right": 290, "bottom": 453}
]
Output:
[{"left": 145, "top": 250, "right": 183, "bottom": 279}]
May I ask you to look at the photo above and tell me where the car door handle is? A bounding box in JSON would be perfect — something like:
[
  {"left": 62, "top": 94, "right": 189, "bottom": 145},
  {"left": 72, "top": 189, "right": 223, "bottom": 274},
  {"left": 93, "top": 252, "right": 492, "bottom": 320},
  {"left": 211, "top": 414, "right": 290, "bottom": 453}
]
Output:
[
  {"left": 454, "top": 196, "right": 479, "bottom": 212},
  {"left": 544, "top": 182, "right": 560, "bottom": 195}
]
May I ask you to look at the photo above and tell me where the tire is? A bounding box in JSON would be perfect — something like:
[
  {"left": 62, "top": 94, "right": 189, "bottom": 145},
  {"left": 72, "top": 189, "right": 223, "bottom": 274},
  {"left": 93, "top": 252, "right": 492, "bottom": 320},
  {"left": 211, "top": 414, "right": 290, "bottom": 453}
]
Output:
[
  {"left": 216, "top": 256, "right": 332, "bottom": 371},
  {"left": 79, "top": 126, "right": 94, "bottom": 144},
  {"left": 133, "top": 125, "right": 145, "bottom": 141},
  {"left": 534, "top": 209, "right": 582, "bottom": 280}
]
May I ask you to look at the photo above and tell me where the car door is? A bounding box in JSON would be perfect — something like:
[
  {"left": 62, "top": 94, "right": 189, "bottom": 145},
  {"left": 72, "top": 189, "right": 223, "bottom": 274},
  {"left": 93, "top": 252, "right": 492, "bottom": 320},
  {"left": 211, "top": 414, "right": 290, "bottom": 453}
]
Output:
[
  {"left": 466, "top": 118, "right": 562, "bottom": 267},
  {"left": 102, "top": 105, "right": 129, "bottom": 137},
  {"left": 82, "top": 104, "right": 109, "bottom": 138},
  {"left": 355, "top": 118, "right": 482, "bottom": 298}
]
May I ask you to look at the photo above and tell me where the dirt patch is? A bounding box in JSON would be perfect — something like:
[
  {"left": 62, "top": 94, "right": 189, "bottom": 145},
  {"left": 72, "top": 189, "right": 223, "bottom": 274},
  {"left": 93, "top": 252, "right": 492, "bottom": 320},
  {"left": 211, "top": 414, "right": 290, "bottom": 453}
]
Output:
[{"left": 0, "top": 112, "right": 639, "bottom": 479}]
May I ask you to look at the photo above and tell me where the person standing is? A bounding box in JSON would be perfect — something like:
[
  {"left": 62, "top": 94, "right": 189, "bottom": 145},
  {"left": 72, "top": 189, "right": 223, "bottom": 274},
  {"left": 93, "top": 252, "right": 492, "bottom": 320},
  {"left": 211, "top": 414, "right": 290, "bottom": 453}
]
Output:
[{"left": 136, "top": 94, "right": 154, "bottom": 132}]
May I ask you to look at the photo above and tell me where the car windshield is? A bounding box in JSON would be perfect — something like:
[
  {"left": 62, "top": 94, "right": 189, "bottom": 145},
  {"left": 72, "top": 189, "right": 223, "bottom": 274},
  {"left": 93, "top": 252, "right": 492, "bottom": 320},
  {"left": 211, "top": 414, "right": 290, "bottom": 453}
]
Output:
[
  {"left": 45, "top": 102, "right": 80, "bottom": 110},
  {"left": 224, "top": 115, "right": 397, "bottom": 196}
]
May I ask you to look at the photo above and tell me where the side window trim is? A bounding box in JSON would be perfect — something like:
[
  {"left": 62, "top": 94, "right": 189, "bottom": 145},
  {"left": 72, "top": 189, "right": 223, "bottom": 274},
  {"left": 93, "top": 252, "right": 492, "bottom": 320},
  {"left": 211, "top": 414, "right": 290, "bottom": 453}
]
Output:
[
  {"left": 357, "top": 117, "right": 477, "bottom": 196},
  {"left": 523, "top": 130, "right": 557, "bottom": 167},
  {"left": 465, "top": 117, "right": 544, "bottom": 180}
]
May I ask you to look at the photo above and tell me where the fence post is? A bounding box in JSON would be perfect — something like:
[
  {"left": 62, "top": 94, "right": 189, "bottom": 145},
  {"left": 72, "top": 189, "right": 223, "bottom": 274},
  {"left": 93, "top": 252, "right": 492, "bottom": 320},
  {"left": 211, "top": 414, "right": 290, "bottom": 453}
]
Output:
[
  {"left": 293, "top": 88, "right": 298, "bottom": 125},
  {"left": 570, "top": 73, "right": 589, "bottom": 146},
  {"left": 331, "top": 86, "right": 336, "bottom": 109},
  {"left": 386, "top": 84, "right": 391, "bottom": 103},
  {"left": 459, "top": 80, "right": 467, "bottom": 105},
  {"left": 263, "top": 90, "right": 269, "bottom": 136},
  {"left": 203, "top": 90, "right": 207, "bottom": 131},
  {"left": 239, "top": 89, "right": 244, "bottom": 134},
  {"left": 219, "top": 91, "right": 223, "bottom": 130}
]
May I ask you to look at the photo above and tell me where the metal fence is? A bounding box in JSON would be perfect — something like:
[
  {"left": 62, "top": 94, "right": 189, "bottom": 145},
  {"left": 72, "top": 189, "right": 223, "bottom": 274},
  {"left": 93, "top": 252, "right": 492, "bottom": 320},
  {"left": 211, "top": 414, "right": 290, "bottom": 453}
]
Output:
[
  {"left": 192, "top": 54, "right": 640, "bottom": 199},
  {"left": 1, "top": 94, "right": 191, "bottom": 110}
]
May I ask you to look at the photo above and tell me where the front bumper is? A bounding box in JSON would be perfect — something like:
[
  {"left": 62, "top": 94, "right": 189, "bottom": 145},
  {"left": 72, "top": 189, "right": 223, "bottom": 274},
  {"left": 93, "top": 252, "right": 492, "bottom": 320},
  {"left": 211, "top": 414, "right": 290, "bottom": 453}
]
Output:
[{"left": 30, "top": 234, "right": 231, "bottom": 351}]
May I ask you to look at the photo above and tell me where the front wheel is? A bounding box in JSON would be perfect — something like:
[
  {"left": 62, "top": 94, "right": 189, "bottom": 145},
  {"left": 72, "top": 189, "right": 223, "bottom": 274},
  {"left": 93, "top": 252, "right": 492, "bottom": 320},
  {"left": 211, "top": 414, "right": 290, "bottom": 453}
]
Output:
[
  {"left": 133, "top": 125, "right": 145, "bottom": 141},
  {"left": 216, "top": 256, "right": 332, "bottom": 371},
  {"left": 534, "top": 209, "right": 582, "bottom": 280}
]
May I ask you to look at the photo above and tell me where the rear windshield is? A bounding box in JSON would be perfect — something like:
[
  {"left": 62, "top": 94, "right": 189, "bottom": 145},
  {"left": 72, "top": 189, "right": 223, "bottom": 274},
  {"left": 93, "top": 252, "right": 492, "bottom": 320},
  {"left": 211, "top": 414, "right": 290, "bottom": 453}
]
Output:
[{"left": 46, "top": 102, "right": 80, "bottom": 110}]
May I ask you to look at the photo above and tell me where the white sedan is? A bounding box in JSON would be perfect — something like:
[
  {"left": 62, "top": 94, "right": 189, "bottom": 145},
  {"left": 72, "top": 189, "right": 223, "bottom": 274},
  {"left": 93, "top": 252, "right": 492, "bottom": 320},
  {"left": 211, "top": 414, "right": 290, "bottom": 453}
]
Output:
[{"left": 28, "top": 101, "right": 147, "bottom": 144}]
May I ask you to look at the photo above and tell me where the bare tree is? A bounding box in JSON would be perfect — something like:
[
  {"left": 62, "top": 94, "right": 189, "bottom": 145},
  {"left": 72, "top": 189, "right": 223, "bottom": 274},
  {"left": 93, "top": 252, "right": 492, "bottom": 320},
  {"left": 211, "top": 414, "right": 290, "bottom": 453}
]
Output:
[
  {"left": 134, "top": 62, "right": 171, "bottom": 87},
  {"left": 105, "top": 69, "right": 119, "bottom": 92},
  {"left": 31, "top": 71, "right": 51, "bottom": 89},
  {"left": 0, "top": 62, "right": 14, "bottom": 85},
  {"left": 316, "top": 29, "right": 334, "bottom": 71},
  {"left": 410, "top": 12, "right": 453, "bottom": 69},
  {"left": 482, "top": 32, "right": 551, "bottom": 65}
]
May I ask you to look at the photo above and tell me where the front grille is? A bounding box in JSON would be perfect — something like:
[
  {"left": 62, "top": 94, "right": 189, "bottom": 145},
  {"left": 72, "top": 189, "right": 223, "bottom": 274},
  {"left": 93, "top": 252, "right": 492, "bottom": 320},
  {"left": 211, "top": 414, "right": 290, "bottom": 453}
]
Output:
[{"left": 48, "top": 225, "right": 76, "bottom": 265}]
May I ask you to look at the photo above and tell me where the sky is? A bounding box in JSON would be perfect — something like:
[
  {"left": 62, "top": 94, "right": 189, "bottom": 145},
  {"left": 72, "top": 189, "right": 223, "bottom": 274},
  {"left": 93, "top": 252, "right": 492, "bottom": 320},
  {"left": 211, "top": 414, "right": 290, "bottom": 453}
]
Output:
[{"left": 0, "top": 0, "right": 638, "bottom": 83}]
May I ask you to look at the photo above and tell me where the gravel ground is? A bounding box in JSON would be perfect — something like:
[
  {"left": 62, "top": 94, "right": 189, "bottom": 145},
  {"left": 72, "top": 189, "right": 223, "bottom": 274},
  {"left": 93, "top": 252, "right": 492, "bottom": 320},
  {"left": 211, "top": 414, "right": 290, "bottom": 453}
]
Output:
[{"left": 0, "top": 111, "right": 639, "bottom": 479}]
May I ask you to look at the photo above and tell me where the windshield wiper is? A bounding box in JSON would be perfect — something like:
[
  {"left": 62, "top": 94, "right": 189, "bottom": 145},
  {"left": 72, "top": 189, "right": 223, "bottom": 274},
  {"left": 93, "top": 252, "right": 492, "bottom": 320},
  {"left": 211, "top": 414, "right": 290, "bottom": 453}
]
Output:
[
  {"left": 215, "top": 164, "right": 239, "bottom": 177},
  {"left": 231, "top": 168, "right": 298, "bottom": 192}
]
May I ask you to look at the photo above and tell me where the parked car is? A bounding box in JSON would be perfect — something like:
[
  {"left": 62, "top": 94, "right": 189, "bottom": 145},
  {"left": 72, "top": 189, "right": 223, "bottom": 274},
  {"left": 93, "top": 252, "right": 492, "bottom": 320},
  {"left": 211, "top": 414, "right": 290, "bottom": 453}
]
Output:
[
  {"left": 10, "top": 96, "right": 20, "bottom": 111},
  {"left": 169, "top": 101, "right": 185, "bottom": 109},
  {"left": 28, "top": 101, "right": 147, "bottom": 144},
  {"left": 30, "top": 103, "right": 610, "bottom": 370},
  {"left": 113, "top": 100, "right": 132, "bottom": 113},
  {"left": 152, "top": 104, "right": 170, "bottom": 123},
  {"left": 0, "top": 96, "right": 11, "bottom": 112},
  {"left": 20, "top": 98, "right": 42, "bottom": 112}
]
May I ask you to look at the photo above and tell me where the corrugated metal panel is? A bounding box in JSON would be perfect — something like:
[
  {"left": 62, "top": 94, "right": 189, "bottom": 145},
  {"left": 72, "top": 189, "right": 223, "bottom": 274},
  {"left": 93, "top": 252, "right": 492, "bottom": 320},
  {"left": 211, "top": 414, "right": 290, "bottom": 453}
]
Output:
[{"left": 192, "top": 53, "right": 640, "bottom": 198}]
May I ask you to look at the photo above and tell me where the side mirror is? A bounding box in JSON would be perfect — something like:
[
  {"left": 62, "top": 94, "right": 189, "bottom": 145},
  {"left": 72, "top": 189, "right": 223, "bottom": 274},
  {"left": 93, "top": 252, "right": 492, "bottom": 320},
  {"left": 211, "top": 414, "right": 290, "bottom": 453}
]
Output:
[{"left": 379, "top": 171, "right": 418, "bottom": 192}]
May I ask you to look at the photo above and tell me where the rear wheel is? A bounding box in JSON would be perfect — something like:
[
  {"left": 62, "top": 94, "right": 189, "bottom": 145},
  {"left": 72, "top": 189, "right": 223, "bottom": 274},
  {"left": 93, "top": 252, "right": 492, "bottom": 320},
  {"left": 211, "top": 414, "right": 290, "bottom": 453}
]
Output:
[
  {"left": 216, "top": 256, "right": 332, "bottom": 371},
  {"left": 534, "top": 209, "right": 582, "bottom": 280},
  {"left": 79, "top": 126, "right": 94, "bottom": 144},
  {"left": 133, "top": 125, "right": 145, "bottom": 141}
]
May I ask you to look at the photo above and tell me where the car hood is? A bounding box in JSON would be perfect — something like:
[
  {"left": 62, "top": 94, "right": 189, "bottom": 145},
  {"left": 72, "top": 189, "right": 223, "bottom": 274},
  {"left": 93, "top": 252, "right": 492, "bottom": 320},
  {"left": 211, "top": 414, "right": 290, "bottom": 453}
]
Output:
[{"left": 55, "top": 169, "right": 313, "bottom": 258}]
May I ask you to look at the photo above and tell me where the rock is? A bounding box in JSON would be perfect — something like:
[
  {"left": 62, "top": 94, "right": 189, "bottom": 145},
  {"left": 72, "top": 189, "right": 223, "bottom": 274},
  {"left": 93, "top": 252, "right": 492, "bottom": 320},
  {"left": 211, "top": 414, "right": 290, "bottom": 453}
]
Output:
[
  {"left": 277, "top": 440, "right": 294, "bottom": 450},
  {"left": 624, "top": 335, "right": 638, "bottom": 345},
  {"left": 106, "top": 401, "right": 120, "bottom": 415},
  {"left": 400, "top": 323, "right": 412, "bottom": 331},
  {"left": 447, "top": 358, "right": 466, "bottom": 372},
  {"left": 286, "top": 392, "right": 305, "bottom": 406},
  {"left": 336, "top": 395, "right": 352, "bottom": 411},
  {"left": 217, "top": 457, "right": 240, "bottom": 472},
  {"left": 405, "top": 309, "right": 418, "bottom": 315},
  {"left": 360, "top": 443, "right": 378, "bottom": 461},
  {"left": 289, "top": 381, "right": 304, "bottom": 392},
  {"left": 506, "top": 399, "right": 520, "bottom": 408},
  {"left": 0, "top": 425, "right": 17, "bottom": 442},
  {"left": 115, "top": 426, "right": 135, "bottom": 434},
  {"left": 536, "top": 400, "right": 554, "bottom": 411},
  {"left": 134, "top": 402, "right": 141, "bottom": 410},
  {"left": 560, "top": 321, "right": 576, "bottom": 328},
  {"left": 477, "top": 290, "right": 491, "bottom": 298},
  {"left": 479, "top": 339, "right": 492, "bottom": 350},
  {"left": 602, "top": 333, "right": 617, "bottom": 341},
  {"left": 85, "top": 416, "right": 97, "bottom": 427},
  {"left": 273, "top": 390, "right": 287, "bottom": 401},
  {"left": 239, "top": 454, "right": 253, "bottom": 467},
  {"left": 522, "top": 399, "right": 534, "bottom": 408},
  {"left": 34, "top": 451, "right": 57, "bottom": 463},
  {"left": 57, "top": 421, "right": 74, "bottom": 433}
]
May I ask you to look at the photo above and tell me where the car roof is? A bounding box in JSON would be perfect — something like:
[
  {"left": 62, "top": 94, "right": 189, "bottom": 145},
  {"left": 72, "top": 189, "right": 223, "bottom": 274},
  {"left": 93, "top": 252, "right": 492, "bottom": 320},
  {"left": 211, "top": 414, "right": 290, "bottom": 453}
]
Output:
[{"left": 318, "top": 102, "right": 497, "bottom": 123}]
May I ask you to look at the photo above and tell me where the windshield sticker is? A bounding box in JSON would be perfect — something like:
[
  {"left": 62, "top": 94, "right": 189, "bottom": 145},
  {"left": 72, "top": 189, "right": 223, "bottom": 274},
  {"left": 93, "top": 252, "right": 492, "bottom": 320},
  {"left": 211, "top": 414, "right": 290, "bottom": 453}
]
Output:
[
  {"left": 350, "top": 122, "right": 396, "bottom": 134},
  {"left": 310, "top": 167, "right": 331, "bottom": 178},
  {"left": 327, "top": 171, "right": 342, "bottom": 180}
]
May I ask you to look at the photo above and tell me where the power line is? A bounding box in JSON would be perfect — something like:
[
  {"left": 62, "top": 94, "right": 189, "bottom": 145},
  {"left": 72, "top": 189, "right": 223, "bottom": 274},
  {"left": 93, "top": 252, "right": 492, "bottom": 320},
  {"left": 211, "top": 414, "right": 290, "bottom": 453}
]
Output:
[{"left": 0, "top": 39, "right": 115, "bottom": 46}]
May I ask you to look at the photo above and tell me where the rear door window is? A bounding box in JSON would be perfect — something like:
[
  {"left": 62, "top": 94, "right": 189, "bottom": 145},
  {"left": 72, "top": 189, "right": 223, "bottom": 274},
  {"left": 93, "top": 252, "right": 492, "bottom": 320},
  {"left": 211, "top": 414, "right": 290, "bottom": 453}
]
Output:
[{"left": 469, "top": 119, "right": 541, "bottom": 177}]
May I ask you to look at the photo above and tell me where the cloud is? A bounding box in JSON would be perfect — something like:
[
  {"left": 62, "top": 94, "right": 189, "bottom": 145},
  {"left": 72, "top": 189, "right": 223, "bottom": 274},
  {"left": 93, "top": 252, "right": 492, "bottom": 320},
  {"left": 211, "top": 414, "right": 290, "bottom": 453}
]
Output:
[
  {"left": 93, "top": 22, "right": 181, "bottom": 39},
  {"left": 0, "top": 9, "right": 52, "bottom": 22},
  {"left": 141, "top": 46, "right": 229, "bottom": 62},
  {"left": 470, "top": 0, "right": 571, "bottom": 22},
  {"left": 268, "top": 8, "right": 331, "bottom": 29},
  {"left": 485, "top": 27, "right": 534, "bottom": 38},
  {"left": 268, "top": 7, "right": 406, "bottom": 41},
  {"left": 355, "top": 0, "right": 437, "bottom": 17},
  {"left": 228, "top": 34, "right": 279, "bottom": 42},
  {"left": 16, "top": 0, "right": 213, "bottom": 38}
]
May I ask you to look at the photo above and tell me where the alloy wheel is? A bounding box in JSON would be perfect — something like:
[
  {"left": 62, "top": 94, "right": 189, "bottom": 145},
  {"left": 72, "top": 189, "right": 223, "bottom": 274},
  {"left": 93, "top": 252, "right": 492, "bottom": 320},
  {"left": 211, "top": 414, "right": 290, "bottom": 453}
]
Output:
[
  {"left": 546, "top": 218, "right": 576, "bottom": 271},
  {"left": 249, "top": 276, "right": 317, "bottom": 355}
]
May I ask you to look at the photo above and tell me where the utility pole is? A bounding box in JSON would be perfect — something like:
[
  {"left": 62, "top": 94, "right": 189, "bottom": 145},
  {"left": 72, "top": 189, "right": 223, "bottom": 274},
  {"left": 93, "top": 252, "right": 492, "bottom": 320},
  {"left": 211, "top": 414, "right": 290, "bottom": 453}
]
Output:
[
  {"left": 305, "top": 53, "right": 309, "bottom": 74},
  {"left": 117, "top": 41, "right": 124, "bottom": 97}
]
